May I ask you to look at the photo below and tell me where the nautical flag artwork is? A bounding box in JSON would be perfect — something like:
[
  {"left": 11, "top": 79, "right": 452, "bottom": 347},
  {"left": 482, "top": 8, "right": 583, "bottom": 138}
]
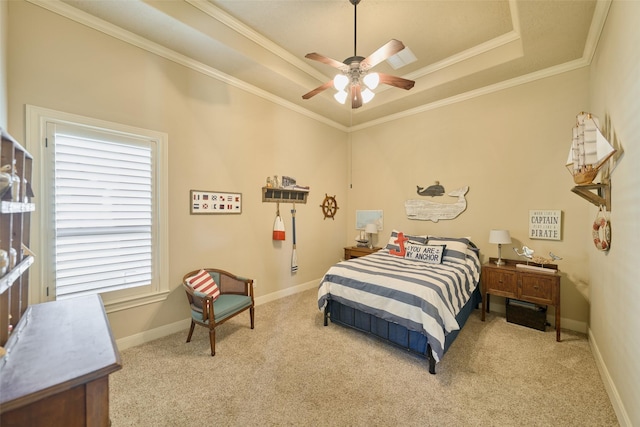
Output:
[{"left": 190, "top": 190, "right": 242, "bottom": 214}]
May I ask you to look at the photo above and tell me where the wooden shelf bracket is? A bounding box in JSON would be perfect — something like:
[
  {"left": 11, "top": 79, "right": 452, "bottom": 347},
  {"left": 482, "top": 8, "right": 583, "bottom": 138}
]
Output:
[{"left": 571, "top": 181, "right": 611, "bottom": 211}]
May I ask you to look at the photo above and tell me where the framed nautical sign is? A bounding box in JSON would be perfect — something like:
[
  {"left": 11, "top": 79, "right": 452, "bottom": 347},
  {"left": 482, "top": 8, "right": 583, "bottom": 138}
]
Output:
[
  {"left": 529, "top": 209, "right": 562, "bottom": 240},
  {"left": 190, "top": 190, "right": 242, "bottom": 214}
]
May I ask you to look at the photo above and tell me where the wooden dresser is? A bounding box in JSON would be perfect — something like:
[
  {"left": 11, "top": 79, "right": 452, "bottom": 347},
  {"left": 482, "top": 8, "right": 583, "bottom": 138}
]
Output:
[
  {"left": 481, "top": 258, "right": 561, "bottom": 341},
  {"left": 344, "top": 246, "right": 381, "bottom": 260},
  {"left": 0, "top": 295, "right": 122, "bottom": 426}
]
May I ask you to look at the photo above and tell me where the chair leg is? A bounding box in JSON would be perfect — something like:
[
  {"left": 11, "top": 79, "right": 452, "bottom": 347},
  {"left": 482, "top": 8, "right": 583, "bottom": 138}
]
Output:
[
  {"left": 209, "top": 328, "right": 216, "bottom": 356},
  {"left": 250, "top": 306, "right": 255, "bottom": 329},
  {"left": 186, "top": 320, "right": 195, "bottom": 343}
]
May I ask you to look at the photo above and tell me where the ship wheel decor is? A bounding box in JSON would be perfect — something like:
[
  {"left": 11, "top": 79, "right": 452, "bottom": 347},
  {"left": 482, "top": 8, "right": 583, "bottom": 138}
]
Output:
[{"left": 320, "top": 194, "right": 339, "bottom": 220}]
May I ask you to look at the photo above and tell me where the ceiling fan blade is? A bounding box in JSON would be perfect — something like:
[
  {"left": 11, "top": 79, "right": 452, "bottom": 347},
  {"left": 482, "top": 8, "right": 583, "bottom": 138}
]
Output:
[
  {"left": 302, "top": 81, "right": 334, "bottom": 100},
  {"left": 378, "top": 73, "right": 415, "bottom": 90},
  {"left": 351, "top": 84, "right": 363, "bottom": 109},
  {"left": 304, "top": 53, "right": 349, "bottom": 71},
  {"left": 360, "top": 39, "right": 406, "bottom": 70}
]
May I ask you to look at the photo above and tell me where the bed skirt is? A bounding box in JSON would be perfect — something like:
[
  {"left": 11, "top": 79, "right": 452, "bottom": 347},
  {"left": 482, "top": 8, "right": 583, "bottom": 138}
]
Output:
[{"left": 324, "top": 287, "right": 481, "bottom": 374}]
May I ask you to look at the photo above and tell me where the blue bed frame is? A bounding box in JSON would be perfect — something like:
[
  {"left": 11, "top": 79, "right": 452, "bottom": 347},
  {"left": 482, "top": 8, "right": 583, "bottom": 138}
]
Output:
[{"left": 323, "top": 286, "right": 482, "bottom": 374}]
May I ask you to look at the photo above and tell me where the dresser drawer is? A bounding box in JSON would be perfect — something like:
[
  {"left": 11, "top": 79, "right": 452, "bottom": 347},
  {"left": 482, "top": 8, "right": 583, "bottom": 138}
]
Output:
[
  {"left": 483, "top": 268, "right": 518, "bottom": 297},
  {"left": 519, "top": 273, "right": 555, "bottom": 304}
]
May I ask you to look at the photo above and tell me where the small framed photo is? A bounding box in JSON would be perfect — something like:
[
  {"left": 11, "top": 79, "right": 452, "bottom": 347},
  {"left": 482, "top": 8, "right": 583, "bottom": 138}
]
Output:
[{"left": 190, "top": 190, "right": 242, "bottom": 214}]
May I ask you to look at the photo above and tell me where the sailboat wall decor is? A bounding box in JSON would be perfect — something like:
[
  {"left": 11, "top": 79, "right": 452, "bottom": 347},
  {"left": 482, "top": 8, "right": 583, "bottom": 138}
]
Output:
[{"left": 566, "top": 112, "right": 616, "bottom": 185}]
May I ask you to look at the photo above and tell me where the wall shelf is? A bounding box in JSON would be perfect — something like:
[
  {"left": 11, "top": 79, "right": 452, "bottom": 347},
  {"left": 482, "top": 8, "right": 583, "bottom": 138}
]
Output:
[
  {"left": 1, "top": 128, "right": 34, "bottom": 347},
  {"left": 571, "top": 181, "right": 611, "bottom": 211},
  {"left": 262, "top": 187, "right": 308, "bottom": 204}
]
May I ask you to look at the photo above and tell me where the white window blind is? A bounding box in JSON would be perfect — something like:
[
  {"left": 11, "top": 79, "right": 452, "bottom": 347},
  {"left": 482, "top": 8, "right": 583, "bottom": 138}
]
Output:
[{"left": 53, "top": 133, "right": 153, "bottom": 300}]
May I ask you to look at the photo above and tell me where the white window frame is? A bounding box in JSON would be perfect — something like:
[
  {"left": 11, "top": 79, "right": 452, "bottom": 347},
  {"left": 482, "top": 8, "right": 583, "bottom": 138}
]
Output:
[{"left": 26, "top": 105, "right": 169, "bottom": 313}]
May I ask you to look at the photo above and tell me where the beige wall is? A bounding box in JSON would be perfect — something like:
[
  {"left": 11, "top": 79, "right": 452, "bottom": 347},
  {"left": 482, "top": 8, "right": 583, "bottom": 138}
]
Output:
[
  {"left": 7, "top": 1, "right": 348, "bottom": 340},
  {"left": 588, "top": 2, "right": 640, "bottom": 425},
  {"left": 349, "top": 69, "right": 592, "bottom": 329},
  {"left": 1, "top": 0, "right": 7, "bottom": 128}
]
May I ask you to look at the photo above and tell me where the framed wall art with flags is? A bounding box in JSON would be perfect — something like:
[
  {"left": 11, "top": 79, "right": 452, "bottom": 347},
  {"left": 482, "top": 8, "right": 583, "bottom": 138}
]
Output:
[{"left": 190, "top": 190, "right": 242, "bottom": 214}]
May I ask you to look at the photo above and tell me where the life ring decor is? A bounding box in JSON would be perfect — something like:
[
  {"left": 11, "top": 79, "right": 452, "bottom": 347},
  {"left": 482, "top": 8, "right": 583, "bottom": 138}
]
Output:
[{"left": 592, "top": 207, "right": 611, "bottom": 252}]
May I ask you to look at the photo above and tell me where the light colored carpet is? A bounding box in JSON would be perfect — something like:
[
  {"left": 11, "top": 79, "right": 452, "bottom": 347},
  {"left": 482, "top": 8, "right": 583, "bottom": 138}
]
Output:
[{"left": 110, "top": 288, "right": 618, "bottom": 426}]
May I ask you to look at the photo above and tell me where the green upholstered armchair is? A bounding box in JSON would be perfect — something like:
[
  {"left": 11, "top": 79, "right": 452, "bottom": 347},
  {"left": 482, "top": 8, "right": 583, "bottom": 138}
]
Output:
[{"left": 182, "top": 268, "right": 254, "bottom": 356}]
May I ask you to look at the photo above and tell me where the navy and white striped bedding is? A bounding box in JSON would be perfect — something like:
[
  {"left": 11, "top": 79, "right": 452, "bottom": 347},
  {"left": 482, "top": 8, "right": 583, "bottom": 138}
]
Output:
[{"left": 318, "top": 247, "right": 481, "bottom": 363}]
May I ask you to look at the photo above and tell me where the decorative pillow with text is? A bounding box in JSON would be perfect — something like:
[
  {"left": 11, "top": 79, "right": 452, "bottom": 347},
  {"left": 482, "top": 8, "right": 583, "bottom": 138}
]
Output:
[{"left": 404, "top": 243, "right": 446, "bottom": 264}]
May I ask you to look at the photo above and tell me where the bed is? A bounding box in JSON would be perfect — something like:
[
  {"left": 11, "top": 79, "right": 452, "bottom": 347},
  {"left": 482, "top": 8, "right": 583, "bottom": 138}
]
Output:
[{"left": 318, "top": 232, "right": 481, "bottom": 374}]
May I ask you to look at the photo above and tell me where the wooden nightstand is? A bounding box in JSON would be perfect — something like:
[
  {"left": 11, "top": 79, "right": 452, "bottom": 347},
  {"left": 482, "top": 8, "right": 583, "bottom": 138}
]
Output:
[
  {"left": 481, "top": 258, "right": 561, "bottom": 341},
  {"left": 344, "top": 246, "right": 381, "bottom": 260}
]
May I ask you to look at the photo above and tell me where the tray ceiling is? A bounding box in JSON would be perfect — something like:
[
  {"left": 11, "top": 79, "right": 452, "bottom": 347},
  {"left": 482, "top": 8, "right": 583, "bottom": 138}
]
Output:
[{"left": 41, "top": 0, "right": 609, "bottom": 129}]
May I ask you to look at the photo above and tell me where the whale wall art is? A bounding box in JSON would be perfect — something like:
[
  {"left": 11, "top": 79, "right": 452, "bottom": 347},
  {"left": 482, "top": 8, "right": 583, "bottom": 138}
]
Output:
[{"left": 405, "top": 184, "right": 469, "bottom": 222}]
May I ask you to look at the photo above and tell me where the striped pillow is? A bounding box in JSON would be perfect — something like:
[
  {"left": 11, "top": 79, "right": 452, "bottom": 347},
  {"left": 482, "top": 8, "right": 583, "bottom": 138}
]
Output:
[
  {"left": 426, "top": 237, "right": 470, "bottom": 264},
  {"left": 187, "top": 269, "right": 221, "bottom": 300}
]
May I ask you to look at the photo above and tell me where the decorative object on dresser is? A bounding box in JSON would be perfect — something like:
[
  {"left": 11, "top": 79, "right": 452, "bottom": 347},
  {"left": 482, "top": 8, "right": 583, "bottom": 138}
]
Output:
[
  {"left": 481, "top": 258, "right": 561, "bottom": 341},
  {"left": 512, "top": 245, "right": 562, "bottom": 272},
  {"left": 488, "top": 229, "right": 511, "bottom": 266}
]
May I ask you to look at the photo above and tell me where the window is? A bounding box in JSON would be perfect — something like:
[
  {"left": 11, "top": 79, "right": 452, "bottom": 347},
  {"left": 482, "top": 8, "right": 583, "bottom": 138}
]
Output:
[{"left": 27, "top": 105, "right": 169, "bottom": 312}]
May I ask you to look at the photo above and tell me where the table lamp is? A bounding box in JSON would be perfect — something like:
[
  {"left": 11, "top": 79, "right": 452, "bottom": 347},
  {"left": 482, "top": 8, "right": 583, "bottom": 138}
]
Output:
[
  {"left": 489, "top": 229, "right": 511, "bottom": 266},
  {"left": 365, "top": 223, "right": 378, "bottom": 249}
]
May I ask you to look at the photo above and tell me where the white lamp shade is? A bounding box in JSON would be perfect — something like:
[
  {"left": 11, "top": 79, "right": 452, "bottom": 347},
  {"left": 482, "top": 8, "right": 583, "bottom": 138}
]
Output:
[
  {"left": 365, "top": 223, "right": 378, "bottom": 234},
  {"left": 489, "top": 229, "right": 511, "bottom": 244},
  {"left": 333, "top": 74, "right": 349, "bottom": 91}
]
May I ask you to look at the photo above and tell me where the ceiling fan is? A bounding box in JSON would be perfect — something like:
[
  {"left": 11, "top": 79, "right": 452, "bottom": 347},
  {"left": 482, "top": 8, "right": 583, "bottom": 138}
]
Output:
[{"left": 302, "top": 0, "right": 415, "bottom": 109}]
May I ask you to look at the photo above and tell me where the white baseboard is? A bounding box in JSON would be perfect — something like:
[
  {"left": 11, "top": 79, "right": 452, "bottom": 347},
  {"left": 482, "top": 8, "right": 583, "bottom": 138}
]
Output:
[
  {"left": 254, "top": 278, "right": 319, "bottom": 306},
  {"left": 115, "top": 279, "right": 320, "bottom": 351},
  {"left": 588, "top": 328, "right": 631, "bottom": 426},
  {"left": 116, "top": 318, "right": 192, "bottom": 351}
]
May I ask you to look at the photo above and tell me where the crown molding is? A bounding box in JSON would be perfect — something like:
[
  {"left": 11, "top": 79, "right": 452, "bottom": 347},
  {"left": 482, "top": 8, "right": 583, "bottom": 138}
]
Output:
[
  {"left": 24, "top": 0, "right": 610, "bottom": 133},
  {"left": 25, "top": 0, "right": 347, "bottom": 131}
]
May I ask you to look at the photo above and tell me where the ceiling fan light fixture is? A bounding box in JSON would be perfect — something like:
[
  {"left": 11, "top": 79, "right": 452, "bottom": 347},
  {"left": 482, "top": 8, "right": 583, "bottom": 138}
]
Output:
[
  {"left": 301, "top": 0, "right": 415, "bottom": 109},
  {"left": 333, "top": 74, "right": 349, "bottom": 91},
  {"left": 334, "top": 90, "right": 348, "bottom": 104},
  {"left": 361, "top": 88, "right": 375, "bottom": 104},
  {"left": 363, "top": 72, "right": 379, "bottom": 90}
]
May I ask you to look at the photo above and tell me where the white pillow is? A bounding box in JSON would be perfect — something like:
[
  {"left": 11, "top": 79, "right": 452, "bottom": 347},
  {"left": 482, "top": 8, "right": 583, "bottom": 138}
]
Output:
[{"left": 404, "top": 243, "right": 445, "bottom": 264}]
